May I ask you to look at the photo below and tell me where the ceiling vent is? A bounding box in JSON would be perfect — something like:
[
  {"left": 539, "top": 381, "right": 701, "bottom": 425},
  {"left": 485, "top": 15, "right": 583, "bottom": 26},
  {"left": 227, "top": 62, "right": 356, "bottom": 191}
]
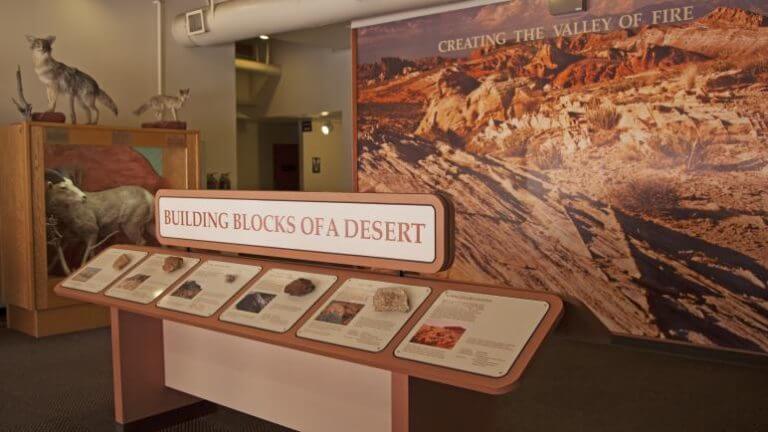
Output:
[{"left": 186, "top": 9, "right": 207, "bottom": 36}]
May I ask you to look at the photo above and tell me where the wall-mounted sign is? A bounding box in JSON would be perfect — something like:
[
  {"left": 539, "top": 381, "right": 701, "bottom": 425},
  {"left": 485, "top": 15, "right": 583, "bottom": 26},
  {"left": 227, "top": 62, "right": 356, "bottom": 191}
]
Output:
[
  {"left": 155, "top": 190, "right": 453, "bottom": 273},
  {"left": 302, "top": 120, "right": 312, "bottom": 132}
]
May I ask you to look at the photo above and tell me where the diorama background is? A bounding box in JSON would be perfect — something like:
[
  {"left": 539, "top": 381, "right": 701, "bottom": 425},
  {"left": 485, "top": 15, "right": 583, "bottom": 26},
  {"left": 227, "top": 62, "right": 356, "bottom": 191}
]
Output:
[{"left": 356, "top": 0, "right": 768, "bottom": 353}]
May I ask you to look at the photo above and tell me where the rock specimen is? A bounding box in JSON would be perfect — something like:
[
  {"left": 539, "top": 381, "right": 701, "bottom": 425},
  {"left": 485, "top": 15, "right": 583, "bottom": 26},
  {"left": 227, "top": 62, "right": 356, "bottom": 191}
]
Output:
[
  {"left": 112, "top": 254, "right": 131, "bottom": 271},
  {"left": 225, "top": 274, "right": 237, "bottom": 283},
  {"left": 162, "top": 256, "right": 184, "bottom": 273},
  {"left": 373, "top": 287, "right": 410, "bottom": 313},
  {"left": 284, "top": 278, "right": 315, "bottom": 296}
]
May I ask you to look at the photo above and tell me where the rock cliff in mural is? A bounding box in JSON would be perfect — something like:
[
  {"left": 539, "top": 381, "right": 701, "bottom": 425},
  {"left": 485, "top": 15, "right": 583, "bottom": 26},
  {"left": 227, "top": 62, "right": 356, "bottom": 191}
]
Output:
[{"left": 356, "top": 3, "right": 768, "bottom": 352}]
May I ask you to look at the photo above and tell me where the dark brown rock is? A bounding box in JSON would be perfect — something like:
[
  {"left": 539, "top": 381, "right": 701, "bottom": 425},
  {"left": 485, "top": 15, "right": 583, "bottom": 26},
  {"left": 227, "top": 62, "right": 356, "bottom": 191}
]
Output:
[
  {"left": 141, "top": 121, "right": 187, "bottom": 130},
  {"left": 32, "top": 112, "right": 66, "bottom": 123},
  {"left": 284, "top": 278, "right": 315, "bottom": 296}
]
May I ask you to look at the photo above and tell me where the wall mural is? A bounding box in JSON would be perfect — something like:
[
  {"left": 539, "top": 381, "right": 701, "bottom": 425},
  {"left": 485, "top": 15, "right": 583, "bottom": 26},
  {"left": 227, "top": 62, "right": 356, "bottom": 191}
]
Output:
[{"left": 355, "top": 0, "right": 768, "bottom": 353}]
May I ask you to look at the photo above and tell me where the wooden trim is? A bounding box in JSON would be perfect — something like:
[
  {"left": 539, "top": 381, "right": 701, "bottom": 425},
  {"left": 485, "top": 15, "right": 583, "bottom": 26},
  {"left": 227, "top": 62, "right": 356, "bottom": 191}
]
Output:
[
  {"left": 351, "top": 28, "right": 360, "bottom": 193},
  {"left": 111, "top": 308, "right": 200, "bottom": 424},
  {"left": 154, "top": 190, "right": 454, "bottom": 274},
  {"left": 391, "top": 373, "right": 409, "bottom": 432},
  {"left": 0, "top": 124, "right": 35, "bottom": 309},
  {"left": 56, "top": 244, "right": 563, "bottom": 395}
]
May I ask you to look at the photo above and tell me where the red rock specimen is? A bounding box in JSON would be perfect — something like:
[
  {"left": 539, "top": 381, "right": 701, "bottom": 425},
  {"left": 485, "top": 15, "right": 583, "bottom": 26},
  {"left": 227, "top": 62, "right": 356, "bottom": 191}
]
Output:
[
  {"left": 284, "top": 278, "right": 315, "bottom": 296},
  {"left": 162, "top": 256, "right": 183, "bottom": 273},
  {"left": 112, "top": 254, "right": 132, "bottom": 271},
  {"left": 373, "top": 287, "right": 410, "bottom": 313}
]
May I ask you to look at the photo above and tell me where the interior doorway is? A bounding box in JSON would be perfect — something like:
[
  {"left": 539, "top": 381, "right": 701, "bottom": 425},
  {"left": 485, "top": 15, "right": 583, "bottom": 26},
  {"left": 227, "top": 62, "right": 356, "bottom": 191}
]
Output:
[
  {"left": 273, "top": 143, "right": 300, "bottom": 190},
  {"left": 236, "top": 118, "right": 301, "bottom": 190}
]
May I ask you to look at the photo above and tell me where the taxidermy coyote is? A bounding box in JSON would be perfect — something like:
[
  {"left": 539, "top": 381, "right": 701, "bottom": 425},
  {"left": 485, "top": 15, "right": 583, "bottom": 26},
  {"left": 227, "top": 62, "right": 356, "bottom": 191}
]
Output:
[
  {"left": 26, "top": 35, "right": 118, "bottom": 124},
  {"left": 133, "top": 89, "right": 190, "bottom": 121}
]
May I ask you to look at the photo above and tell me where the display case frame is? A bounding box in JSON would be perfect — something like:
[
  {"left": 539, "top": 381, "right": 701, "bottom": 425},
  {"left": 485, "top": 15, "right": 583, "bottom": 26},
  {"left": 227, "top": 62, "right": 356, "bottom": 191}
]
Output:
[{"left": 0, "top": 122, "right": 200, "bottom": 337}]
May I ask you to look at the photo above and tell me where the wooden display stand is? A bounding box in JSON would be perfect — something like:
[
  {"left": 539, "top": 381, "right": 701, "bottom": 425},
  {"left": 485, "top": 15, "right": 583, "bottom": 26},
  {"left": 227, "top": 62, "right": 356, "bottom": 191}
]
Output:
[
  {"left": 50, "top": 191, "right": 589, "bottom": 432},
  {"left": 0, "top": 122, "right": 199, "bottom": 337}
]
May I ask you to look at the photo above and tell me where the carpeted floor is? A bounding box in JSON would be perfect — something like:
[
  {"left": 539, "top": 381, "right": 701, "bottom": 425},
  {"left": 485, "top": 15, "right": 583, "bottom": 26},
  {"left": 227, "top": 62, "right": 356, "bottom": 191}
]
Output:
[{"left": 0, "top": 327, "right": 294, "bottom": 432}]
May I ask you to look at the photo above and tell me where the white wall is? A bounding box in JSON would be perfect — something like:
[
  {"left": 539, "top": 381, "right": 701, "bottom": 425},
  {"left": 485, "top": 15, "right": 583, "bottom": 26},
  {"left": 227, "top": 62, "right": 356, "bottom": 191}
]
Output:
[
  {"left": 0, "top": 0, "right": 237, "bottom": 186},
  {"left": 302, "top": 117, "right": 346, "bottom": 192},
  {"left": 240, "top": 39, "right": 353, "bottom": 192}
]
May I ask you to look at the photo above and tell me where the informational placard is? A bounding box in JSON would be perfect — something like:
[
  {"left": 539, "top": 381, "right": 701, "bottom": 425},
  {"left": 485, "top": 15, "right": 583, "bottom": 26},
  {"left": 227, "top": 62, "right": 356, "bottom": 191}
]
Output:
[
  {"left": 105, "top": 254, "right": 200, "bottom": 304},
  {"left": 156, "top": 260, "right": 262, "bottom": 317},
  {"left": 220, "top": 269, "right": 338, "bottom": 333},
  {"left": 297, "top": 278, "right": 431, "bottom": 352},
  {"left": 62, "top": 248, "right": 148, "bottom": 293},
  {"left": 154, "top": 190, "right": 451, "bottom": 274},
  {"left": 395, "top": 290, "right": 549, "bottom": 377}
]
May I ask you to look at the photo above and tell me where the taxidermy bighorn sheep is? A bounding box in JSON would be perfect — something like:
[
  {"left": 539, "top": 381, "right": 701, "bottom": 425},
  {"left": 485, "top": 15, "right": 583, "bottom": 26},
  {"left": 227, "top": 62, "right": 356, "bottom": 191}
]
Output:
[
  {"left": 45, "top": 169, "right": 154, "bottom": 273},
  {"left": 26, "top": 35, "right": 118, "bottom": 125}
]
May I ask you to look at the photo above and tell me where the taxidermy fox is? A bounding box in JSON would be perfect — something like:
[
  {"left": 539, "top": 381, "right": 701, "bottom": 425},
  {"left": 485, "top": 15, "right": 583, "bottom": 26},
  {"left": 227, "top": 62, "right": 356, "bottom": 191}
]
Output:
[
  {"left": 133, "top": 89, "right": 190, "bottom": 121},
  {"left": 26, "top": 35, "right": 118, "bottom": 125}
]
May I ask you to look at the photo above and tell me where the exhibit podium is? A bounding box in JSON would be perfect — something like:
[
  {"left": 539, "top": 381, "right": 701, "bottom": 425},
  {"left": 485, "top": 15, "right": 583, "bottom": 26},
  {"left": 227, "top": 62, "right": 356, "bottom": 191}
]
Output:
[{"left": 55, "top": 190, "right": 569, "bottom": 432}]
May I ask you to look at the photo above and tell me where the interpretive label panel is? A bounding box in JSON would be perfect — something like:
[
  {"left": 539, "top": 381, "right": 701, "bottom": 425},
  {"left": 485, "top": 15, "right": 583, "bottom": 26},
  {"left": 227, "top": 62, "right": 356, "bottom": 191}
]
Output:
[
  {"left": 395, "top": 290, "right": 549, "bottom": 377},
  {"left": 157, "top": 260, "right": 262, "bottom": 317},
  {"left": 154, "top": 190, "right": 452, "bottom": 273},
  {"left": 220, "top": 269, "right": 338, "bottom": 333},
  {"left": 105, "top": 254, "right": 200, "bottom": 304},
  {"left": 62, "top": 248, "right": 148, "bottom": 293},
  {"left": 297, "top": 278, "right": 431, "bottom": 352}
]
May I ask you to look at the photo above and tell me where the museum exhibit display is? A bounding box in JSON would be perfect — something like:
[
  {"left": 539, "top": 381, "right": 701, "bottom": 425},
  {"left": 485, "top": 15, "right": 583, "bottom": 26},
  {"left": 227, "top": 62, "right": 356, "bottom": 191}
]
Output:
[
  {"left": 54, "top": 190, "right": 565, "bottom": 431},
  {"left": 2, "top": 0, "right": 767, "bottom": 431},
  {"left": 0, "top": 122, "right": 200, "bottom": 336}
]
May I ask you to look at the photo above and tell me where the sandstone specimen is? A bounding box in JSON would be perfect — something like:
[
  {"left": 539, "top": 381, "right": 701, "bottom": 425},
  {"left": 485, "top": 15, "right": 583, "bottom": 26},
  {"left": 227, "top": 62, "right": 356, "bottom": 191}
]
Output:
[
  {"left": 112, "top": 254, "right": 131, "bottom": 271},
  {"left": 284, "top": 278, "right": 315, "bottom": 296},
  {"left": 373, "top": 287, "right": 410, "bottom": 313},
  {"left": 162, "top": 256, "right": 184, "bottom": 273},
  {"left": 225, "top": 274, "right": 237, "bottom": 283}
]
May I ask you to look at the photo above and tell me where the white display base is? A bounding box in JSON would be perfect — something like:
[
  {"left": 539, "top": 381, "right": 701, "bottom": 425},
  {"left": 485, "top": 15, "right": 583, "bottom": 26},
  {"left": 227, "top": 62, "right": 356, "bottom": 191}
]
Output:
[{"left": 163, "top": 321, "right": 394, "bottom": 432}]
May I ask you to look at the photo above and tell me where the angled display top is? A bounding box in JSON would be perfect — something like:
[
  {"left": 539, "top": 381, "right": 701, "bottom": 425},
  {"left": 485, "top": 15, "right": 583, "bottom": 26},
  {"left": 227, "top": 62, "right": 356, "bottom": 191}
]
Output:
[
  {"left": 55, "top": 245, "right": 563, "bottom": 395},
  {"left": 154, "top": 190, "right": 454, "bottom": 273}
]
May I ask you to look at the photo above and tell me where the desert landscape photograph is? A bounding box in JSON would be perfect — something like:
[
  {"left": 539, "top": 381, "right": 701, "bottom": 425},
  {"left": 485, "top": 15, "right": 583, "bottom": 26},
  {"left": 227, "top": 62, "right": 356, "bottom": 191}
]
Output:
[{"left": 356, "top": 1, "right": 768, "bottom": 353}]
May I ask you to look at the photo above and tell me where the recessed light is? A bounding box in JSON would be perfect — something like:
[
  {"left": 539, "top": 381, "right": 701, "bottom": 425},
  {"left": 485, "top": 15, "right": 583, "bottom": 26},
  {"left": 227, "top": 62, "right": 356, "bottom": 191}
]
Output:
[
  {"left": 259, "top": 34, "right": 270, "bottom": 40},
  {"left": 320, "top": 111, "right": 330, "bottom": 117}
]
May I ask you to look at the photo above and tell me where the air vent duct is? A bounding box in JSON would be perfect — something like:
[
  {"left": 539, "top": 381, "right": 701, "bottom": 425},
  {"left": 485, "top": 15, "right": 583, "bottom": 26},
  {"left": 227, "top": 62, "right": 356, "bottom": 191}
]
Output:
[{"left": 172, "top": 0, "right": 467, "bottom": 47}]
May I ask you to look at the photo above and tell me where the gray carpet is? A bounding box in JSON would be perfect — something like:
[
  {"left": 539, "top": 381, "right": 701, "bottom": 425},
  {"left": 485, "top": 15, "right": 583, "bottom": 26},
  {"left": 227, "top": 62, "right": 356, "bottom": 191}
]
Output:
[{"left": 0, "top": 327, "right": 294, "bottom": 432}]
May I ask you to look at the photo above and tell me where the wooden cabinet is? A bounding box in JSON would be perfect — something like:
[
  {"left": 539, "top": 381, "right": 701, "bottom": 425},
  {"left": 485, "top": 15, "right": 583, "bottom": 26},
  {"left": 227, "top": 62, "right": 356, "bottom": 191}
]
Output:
[{"left": 0, "top": 122, "right": 199, "bottom": 337}]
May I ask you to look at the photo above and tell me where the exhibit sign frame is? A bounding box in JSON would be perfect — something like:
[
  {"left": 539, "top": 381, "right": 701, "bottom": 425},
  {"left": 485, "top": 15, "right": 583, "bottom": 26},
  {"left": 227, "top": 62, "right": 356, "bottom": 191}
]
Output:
[{"left": 155, "top": 190, "right": 453, "bottom": 274}]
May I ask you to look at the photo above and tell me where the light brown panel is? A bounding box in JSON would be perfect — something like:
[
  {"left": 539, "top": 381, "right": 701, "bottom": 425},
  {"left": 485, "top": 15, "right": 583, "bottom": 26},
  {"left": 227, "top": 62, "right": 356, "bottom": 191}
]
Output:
[
  {"left": 155, "top": 190, "right": 454, "bottom": 274},
  {"left": 56, "top": 244, "right": 563, "bottom": 395},
  {"left": 0, "top": 124, "right": 35, "bottom": 309}
]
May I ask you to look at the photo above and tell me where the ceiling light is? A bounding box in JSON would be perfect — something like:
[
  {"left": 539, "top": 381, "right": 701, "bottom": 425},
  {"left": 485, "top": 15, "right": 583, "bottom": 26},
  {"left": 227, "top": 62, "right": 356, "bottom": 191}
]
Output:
[
  {"left": 259, "top": 34, "right": 270, "bottom": 40},
  {"left": 320, "top": 111, "right": 330, "bottom": 117}
]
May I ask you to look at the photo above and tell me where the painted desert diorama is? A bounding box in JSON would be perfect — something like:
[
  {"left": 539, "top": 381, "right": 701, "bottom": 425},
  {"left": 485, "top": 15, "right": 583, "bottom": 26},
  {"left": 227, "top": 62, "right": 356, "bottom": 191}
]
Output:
[{"left": 356, "top": 2, "right": 768, "bottom": 352}]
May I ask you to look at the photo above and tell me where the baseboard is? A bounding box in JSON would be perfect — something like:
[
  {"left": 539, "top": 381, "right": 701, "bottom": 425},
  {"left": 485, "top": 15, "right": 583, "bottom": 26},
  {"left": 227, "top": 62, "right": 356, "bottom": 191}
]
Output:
[{"left": 115, "top": 401, "right": 216, "bottom": 432}]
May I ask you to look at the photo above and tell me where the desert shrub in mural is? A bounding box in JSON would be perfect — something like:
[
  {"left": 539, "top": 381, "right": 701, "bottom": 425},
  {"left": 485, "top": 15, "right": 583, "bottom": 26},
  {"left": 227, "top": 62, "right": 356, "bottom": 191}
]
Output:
[
  {"left": 45, "top": 145, "right": 163, "bottom": 276},
  {"left": 356, "top": 1, "right": 768, "bottom": 352}
]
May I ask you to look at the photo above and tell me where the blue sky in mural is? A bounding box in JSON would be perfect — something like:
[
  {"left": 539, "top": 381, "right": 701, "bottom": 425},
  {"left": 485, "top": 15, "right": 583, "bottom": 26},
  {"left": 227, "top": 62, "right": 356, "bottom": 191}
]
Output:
[{"left": 133, "top": 147, "right": 163, "bottom": 176}]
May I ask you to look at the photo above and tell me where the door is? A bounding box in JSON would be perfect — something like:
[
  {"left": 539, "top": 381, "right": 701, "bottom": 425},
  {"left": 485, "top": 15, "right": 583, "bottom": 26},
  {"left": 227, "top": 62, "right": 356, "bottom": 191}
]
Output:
[{"left": 273, "top": 143, "right": 300, "bottom": 190}]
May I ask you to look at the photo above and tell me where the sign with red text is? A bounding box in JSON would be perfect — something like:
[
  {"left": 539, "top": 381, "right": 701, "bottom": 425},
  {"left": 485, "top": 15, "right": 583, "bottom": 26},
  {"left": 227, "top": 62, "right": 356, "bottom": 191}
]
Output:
[{"left": 155, "top": 190, "right": 453, "bottom": 273}]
